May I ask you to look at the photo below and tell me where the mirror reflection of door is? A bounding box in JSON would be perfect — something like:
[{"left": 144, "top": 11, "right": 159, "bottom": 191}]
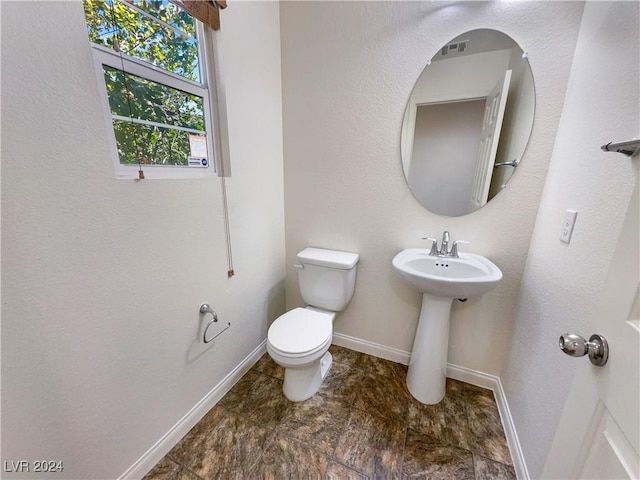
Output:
[
  {"left": 410, "top": 100, "right": 485, "bottom": 216},
  {"left": 469, "top": 69, "right": 512, "bottom": 211}
]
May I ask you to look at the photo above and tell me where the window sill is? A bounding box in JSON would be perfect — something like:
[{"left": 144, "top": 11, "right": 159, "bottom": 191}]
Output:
[{"left": 115, "top": 165, "right": 217, "bottom": 180}]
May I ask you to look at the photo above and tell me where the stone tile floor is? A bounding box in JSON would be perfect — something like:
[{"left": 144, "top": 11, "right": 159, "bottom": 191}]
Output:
[{"left": 144, "top": 345, "right": 515, "bottom": 479}]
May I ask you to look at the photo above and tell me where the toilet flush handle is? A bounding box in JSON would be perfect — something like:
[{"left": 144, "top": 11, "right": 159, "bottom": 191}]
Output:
[{"left": 293, "top": 263, "right": 304, "bottom": 269}]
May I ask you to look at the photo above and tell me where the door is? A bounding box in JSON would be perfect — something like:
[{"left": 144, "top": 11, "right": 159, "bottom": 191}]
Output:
[
  {"left": 543, "top": 164, "right": 639, "bottom": 479},
  {"left": 469, "top": 69, "right": 512, "bottom": 209}
]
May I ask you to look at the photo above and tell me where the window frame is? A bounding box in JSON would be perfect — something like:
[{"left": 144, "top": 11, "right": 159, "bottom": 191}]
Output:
[{"left": 88, "top": 9, "right": 221, "bottom": 179}]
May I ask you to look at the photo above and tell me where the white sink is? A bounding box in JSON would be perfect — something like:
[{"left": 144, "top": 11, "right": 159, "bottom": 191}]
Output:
[
  {"left": 392, "top": 248, "right": 502, "bottom": 298},
  {"left": 392, "top": 247, "right": 502, "bottom": 405}
]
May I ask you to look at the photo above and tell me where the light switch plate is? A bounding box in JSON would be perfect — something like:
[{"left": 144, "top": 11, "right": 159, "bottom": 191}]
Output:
[{"left": 560, "top": 209, "right": 578, "bottom": 244}]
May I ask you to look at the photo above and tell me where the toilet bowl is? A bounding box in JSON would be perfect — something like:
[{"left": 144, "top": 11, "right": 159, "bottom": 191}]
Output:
[
  {"left": 267, "top": 307, "right": 335, "bottom": 401},
  {"left": 266, "top": 247, "right": 359, "bottom": 401}
]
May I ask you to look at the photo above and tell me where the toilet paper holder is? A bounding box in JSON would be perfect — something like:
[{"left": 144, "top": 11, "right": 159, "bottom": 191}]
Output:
[{"left": 200, "top": 304, "right": 231, "bottom": 343}]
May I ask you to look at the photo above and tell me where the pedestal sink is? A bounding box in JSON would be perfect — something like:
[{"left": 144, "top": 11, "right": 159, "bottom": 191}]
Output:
[{"left": 392, "top": 248, "right": 502, "bottom": 404}]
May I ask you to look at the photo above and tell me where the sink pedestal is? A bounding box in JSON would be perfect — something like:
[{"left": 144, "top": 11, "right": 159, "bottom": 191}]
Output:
[{"left": 406, "top": 294, "right": 453, "bottom": 404}]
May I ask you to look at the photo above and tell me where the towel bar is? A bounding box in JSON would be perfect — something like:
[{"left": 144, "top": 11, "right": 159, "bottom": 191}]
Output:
[{"left": 601, "top": 139, "right": 640, "bottom": 157}]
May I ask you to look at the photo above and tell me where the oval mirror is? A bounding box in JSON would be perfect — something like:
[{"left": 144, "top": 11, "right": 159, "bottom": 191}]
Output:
[{"left": 400, "top": 29, "right": 535, "bottom": 217}]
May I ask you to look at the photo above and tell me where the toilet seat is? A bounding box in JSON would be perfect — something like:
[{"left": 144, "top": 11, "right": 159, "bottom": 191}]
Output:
[{"left": 268, "top": 308, "right": 333, "bottom": 357}]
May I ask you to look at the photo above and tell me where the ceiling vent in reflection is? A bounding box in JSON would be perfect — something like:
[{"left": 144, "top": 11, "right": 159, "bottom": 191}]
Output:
[{"left": 441, "top": 40, "right": 469, "bottom": 56}]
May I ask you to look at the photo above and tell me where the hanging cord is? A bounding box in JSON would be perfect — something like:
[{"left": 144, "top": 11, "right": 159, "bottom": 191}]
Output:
[
  {"left": 220, "top": 174, "right": 234, "bottom": 277},
  {"left": 109, "top": 1, "right": 144, "bottom": 179},
  {"left": 215, "top": 130, "right": 233, "bottom": 277}
]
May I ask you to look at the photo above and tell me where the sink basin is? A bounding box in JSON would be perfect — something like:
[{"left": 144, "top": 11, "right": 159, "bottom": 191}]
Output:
[{"left": 392, "top": 248, "right": 502, "bottom": 298}]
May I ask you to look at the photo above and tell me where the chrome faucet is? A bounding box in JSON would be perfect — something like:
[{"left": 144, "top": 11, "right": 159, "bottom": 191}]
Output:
[
  {"left": 439, "top": 231, "right": 450, "bottom": 255},
  {"left": 422, "top": 231, "right": 468, "bottom": 258}
]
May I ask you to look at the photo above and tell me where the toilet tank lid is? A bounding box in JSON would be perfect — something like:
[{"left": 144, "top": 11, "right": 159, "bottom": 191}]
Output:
[{"left": 297, "top": 247, "right": 359, "bottom": 269}]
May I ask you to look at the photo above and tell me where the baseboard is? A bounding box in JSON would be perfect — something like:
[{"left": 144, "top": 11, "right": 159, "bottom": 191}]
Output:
[
  {"left": 332, "top": 332, "right": 411, "bottom": 365},
  {"left": 447, "top": 364, "right": 530, "bottom": 480},
  {"left": 446, "top": 362, "right": 498, "bottom": 390},
  {"left": 119, "top": 339, "right": 267, "bottom": 480},
  {"left": 332, "top": 334, "right": 529, "bottom": 479}
]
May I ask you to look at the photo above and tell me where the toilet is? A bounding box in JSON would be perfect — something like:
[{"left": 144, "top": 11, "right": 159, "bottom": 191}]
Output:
[{"left": 267, "top": 247, "right": 359, "bottom": 401}]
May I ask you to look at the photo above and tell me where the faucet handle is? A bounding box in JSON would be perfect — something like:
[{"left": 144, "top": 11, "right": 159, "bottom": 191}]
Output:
[
  {"left": 450, "top": 240, "right": 469, "bottom": 258},
  {"left": 421, "top": 237, "right": 439, "bottom": 256}
]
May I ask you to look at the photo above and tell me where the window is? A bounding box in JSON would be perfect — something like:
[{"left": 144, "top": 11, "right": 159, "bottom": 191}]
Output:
[{"left": 83, "top": 0, "right": 220, "bottom": 178}]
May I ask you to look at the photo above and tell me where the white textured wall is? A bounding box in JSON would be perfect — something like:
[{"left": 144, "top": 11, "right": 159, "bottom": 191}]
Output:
[
  {"left": 280, "top": 1, "right": 583, "bottom": 374},
  {"left": 1, "top": 2, "right": 284, "bottom": 479},
  {"left": 501, "top": 1, "right": 639, "bottom": 476}
]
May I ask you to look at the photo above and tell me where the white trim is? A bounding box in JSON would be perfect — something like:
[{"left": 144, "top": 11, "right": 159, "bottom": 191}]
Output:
[
  {"left": 111, "top": 115, "right": 205, "bottom": 135},
  {"left": 113, "top": 164, "right": 214, "bottom": 180},
  {"left": 199, "top": 23, "right": 231, "bottom": 176},
  {"left": 445, "top": 362, "right": 497, "bottom": 390},
  {"left": 195, "top": 22, "right": 216, "bottom": 175},
  {"left": 332, "top": 332, "right": 411, "bottom": 365},
  {"left": 93, "top": 52, "right": 123, "bottom": 173},
  {"left": 113, "top": 0, "right": 197, "bottom": 43},
  {"left": 401, "top": 89, "right": 489, "bottom": 181},
  {"left": 400, "top": 103, "right": 416, "bottom": 176},
  {"left": 412, "top": 90, "right": 489, "bottom": 106},
  {"left": 92, "top": 44, "right": 206, "bottom": 93},
  {"left": 118, "top": 340, "right": 267, "bottom": 480},
  {"left": 91, "top": 49, "right": 215, "bottom": 179},
  {"left": 447, "top": 364, "right": 530, "bottom": 480},
  {"left": 331, "top": 333, "right": 529, "bottom": 480}
]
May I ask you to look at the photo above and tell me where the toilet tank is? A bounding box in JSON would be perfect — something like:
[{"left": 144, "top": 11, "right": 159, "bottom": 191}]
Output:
[{"left": 296, "top": 247, "right": 359, "bottom": 312}]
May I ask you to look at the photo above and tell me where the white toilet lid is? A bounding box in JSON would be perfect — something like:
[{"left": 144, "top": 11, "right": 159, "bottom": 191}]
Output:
[{"left": 268, "top": 308, "right": 333, "bottom": 355}]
